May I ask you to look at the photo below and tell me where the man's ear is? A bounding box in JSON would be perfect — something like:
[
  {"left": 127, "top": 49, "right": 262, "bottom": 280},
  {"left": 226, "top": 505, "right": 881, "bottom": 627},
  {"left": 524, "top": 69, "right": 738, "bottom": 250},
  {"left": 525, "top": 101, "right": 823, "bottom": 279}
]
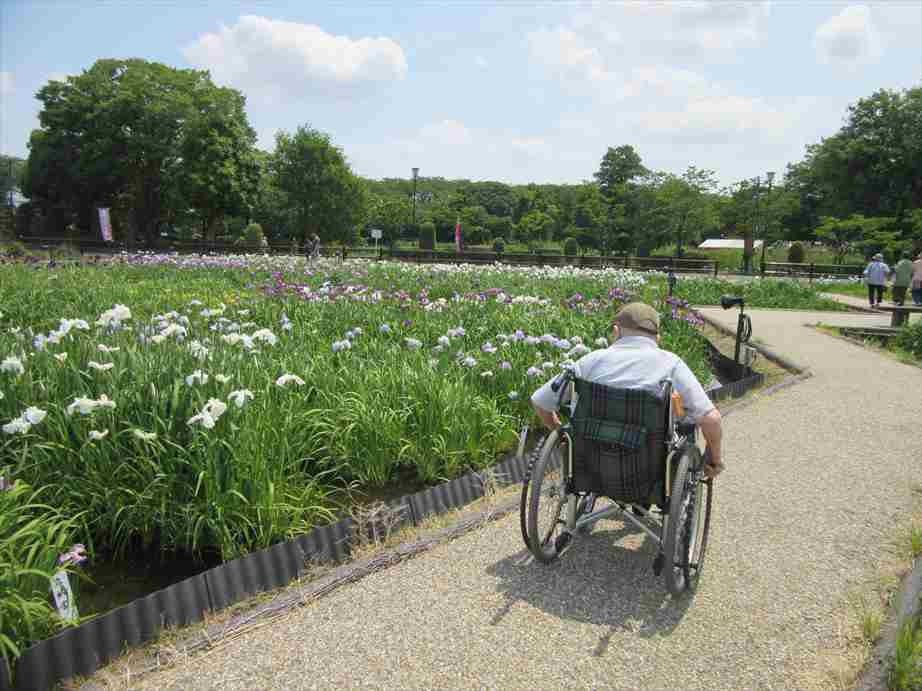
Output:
[{"left": 611, "top": 324, "right": 620, "bottom": 341}]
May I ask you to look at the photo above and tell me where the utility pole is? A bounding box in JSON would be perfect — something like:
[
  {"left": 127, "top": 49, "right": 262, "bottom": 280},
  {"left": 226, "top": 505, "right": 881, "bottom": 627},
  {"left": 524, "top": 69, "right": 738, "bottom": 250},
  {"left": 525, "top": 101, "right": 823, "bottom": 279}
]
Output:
[
  {"left": 411, "top": 167, "right": 419, "bottom": 227},
  {"left": 760, "top": 171, "right": 774, "bottom": 274}
]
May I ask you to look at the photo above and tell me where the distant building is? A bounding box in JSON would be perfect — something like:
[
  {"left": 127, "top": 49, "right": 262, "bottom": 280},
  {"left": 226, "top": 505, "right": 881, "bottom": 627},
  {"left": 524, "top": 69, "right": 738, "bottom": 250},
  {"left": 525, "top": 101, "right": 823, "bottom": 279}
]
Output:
[
  {"left": 698, "top": 239, "right": 763, "bottom": 250},
  {"left": 5, "top": 187, "right": 27, "bottom": 208}
]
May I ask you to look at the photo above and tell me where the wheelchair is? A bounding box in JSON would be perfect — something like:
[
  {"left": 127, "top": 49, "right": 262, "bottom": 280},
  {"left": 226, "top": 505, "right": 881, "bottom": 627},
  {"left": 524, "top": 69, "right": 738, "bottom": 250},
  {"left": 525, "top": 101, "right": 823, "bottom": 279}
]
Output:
[{"left": 519, "top": 370, "right": 714, "bottom": 596}]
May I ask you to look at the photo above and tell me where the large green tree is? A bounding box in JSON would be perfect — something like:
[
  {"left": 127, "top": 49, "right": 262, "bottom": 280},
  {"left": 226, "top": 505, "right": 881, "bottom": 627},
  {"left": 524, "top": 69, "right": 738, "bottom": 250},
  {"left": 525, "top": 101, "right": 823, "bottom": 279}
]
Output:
[
  {"left": 801, "top": 87, "right": 922, "bottom": 220},
  {"left": 641, "top": 167, "right": 719, "bottom": 256},
  {"left": 177, "top": 87, "right": 260, "bottom": 241},
  {"left": 272, "top": 125, "right": 367, "bottom": 245},
  {"left": 594, "top": 145, "right": 647, "bottom": 200},
  {"left": 23, "top": 59, "right": 258, "bottom": 247}
]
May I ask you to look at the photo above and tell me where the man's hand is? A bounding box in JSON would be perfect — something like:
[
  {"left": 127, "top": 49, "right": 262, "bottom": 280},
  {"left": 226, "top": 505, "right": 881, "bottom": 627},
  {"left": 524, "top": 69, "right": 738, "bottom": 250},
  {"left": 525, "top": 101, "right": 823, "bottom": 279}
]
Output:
[
  {"left": 533, "top": 402, "right": 561, "bottom": 431},
  {"left": 703, "top": 447, "right": 724, "bottom": 479}
]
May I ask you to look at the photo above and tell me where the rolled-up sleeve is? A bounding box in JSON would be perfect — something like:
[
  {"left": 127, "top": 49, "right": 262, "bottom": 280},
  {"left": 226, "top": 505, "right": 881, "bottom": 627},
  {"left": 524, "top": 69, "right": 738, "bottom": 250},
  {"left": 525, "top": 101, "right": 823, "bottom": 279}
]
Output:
[
  {"left": 531, "top": 357, "right": 589, "bottom": 412},
  {"left": 530, "top": 377, "right": 561, "bottom": 412},
  {"left": 671, "top": 359, "right": 715, "bottom": 420}
]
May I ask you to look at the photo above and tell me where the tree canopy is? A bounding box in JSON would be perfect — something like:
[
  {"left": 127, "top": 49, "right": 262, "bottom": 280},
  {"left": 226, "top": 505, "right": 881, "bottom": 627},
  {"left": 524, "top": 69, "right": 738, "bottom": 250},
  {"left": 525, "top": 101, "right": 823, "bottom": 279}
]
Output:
[{"left": 13, "top": 59, "right": 921, "bottom": 261}]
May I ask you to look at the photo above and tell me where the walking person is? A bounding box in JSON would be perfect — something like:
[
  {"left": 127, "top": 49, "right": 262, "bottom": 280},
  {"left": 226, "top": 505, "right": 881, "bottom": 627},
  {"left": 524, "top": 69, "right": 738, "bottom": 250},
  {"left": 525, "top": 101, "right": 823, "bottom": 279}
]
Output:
[
  {"left": 863, "top": 253, "right": 890, "bottom": 308},
  {"left": 912, "top": 252, "right": 922, "bottom": 306},
  {"left": 305, "top": 233, "right": 321, "bottom": 265},
  {"left": 891, "top": 252, "right": 913, "bottom": 306}
]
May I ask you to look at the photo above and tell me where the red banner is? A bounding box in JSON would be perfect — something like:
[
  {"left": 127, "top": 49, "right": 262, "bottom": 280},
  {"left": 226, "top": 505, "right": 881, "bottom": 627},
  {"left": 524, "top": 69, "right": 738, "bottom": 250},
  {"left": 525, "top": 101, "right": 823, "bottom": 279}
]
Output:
[{"left": 455, "top": 219, "right": 462, "bottom": 253}]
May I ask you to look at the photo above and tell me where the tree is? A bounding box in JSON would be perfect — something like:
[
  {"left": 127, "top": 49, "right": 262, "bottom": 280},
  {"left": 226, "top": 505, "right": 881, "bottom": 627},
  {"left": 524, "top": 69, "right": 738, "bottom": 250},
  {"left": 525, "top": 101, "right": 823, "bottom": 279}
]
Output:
[
  {"left": 654, "top": 167, "right": 719, "bottom": 256},
  {"left": 24, "top": 59, "right": 259, "bottom": 247},
  {"left": 272, "top": 125, "right": 367, "bottom": 245},
  {"left": 516, "top": 210, "right": 554, "bottom": 247},
  {"left": 0, "top": 155, "right": 25, "bottom": 199},
  {"left": 594, "top": 145, "right": 647, "bottom": 199},
  {"left": 813, "top": 214, "right": 901, "bottom": 263},
  {"left": 366, "top": 193, "right": 410, "bottom": 245},
  {"left": 799, "top": 87, "right": 922, "bottom": 220},
  {"left": 177, "top": 87, "right": 260, "bottom": 242}
]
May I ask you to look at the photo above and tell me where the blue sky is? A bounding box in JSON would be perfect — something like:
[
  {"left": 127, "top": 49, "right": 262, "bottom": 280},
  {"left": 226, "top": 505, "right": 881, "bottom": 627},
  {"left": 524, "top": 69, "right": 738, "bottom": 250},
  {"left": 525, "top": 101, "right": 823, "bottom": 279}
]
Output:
[{"left": 1, "top": 1, "right": 920, "bottom": 187}]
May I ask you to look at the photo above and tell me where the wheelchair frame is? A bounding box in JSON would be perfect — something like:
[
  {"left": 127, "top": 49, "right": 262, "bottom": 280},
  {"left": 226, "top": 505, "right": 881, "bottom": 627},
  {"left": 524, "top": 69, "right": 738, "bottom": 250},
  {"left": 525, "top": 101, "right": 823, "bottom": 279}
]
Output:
[{"left": 520, "top": 371, "right": 713, "bottom": 597}]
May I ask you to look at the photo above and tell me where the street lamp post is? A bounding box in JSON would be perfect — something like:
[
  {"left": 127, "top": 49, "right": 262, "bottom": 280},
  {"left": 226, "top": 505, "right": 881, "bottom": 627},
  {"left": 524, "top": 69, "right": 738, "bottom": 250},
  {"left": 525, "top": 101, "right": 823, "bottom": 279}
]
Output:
[
  {"left": 746, "top": 176, "right": 761, "bottom": 274},
  {"left": 760, "top": 171, "right": 775, "bottom": 275},
  {"left": 411, "top": 167, "right": 419, "bottom": 228}
]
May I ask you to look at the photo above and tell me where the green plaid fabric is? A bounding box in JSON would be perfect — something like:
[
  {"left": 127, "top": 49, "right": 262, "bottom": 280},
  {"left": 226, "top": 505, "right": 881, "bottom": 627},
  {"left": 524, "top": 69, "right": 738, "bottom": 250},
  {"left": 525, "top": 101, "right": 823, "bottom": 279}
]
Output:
[{"left": 570, "top": 379, "right": 669, "bottom": 503}]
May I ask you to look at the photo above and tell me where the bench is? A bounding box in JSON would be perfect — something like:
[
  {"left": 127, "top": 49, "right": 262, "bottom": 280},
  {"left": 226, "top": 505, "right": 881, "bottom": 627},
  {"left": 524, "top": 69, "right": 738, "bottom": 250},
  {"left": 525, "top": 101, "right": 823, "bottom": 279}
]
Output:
[{"left": 875, "top": 305, "right": 922, "bottom": 327}]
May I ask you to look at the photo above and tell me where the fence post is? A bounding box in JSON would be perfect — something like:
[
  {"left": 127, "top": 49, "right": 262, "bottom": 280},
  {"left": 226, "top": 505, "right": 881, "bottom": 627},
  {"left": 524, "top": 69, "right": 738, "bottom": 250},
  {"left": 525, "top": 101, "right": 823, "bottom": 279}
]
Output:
[
  {"left": 809, "top": 263, "right": 815, "bottom": 284},
  {"left": 713, "top": 260, "right": 718, "bottom": 277}
]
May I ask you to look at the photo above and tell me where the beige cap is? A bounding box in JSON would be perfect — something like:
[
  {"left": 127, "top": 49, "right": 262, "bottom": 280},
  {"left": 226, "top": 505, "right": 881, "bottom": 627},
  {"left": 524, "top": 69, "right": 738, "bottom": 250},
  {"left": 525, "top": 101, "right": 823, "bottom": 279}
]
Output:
[{"left": 614, "top": 302, "right": 660, "bottom": 336}]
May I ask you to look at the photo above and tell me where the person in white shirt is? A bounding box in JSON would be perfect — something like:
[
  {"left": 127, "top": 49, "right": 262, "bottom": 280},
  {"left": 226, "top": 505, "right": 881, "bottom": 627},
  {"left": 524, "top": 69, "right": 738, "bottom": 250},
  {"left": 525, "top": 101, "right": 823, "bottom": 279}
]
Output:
[
  {"left": 863, "top": 253, "right": 891, "bottom": 308},
  {"left": 530, "top": 302, "right": 724, "bottom": 479}
]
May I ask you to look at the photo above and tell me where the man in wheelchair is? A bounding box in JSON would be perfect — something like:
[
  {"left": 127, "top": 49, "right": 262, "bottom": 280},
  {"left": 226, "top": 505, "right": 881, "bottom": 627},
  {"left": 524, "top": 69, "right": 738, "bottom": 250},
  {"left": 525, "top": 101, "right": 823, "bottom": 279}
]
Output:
[
  {"left": 522, "top": 302, "right": 724, "bottom": 595},
  {"left": 531, "top": 302, "right": 723, "bottom": 478}
]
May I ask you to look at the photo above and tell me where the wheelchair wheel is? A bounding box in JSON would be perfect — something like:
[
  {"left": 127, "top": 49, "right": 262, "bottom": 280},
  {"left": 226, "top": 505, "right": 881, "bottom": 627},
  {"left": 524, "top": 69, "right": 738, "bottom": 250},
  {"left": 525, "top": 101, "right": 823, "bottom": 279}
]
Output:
[
  {"left": 664, "top": 445, "right": 713, "bottom": 596},
  {"left": 526, "top": 430, "right": 569, "bottom": 563},
  {"left": 519, "top": 434, "right": 547, "bottom": 550}
]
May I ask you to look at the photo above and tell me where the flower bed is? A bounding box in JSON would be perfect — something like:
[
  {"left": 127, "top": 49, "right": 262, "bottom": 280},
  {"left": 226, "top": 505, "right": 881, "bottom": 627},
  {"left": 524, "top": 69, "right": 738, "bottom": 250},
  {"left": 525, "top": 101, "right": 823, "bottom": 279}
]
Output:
[{"left": 0, "top": 256, "right": 718, "bottom": 662}]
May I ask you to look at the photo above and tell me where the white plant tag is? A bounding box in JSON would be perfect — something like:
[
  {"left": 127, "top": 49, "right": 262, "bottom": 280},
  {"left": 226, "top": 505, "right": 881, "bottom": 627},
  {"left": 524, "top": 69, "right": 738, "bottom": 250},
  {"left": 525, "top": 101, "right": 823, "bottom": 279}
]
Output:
[{"left": 50, "top": 570, "right": 79, "bottom": 622}]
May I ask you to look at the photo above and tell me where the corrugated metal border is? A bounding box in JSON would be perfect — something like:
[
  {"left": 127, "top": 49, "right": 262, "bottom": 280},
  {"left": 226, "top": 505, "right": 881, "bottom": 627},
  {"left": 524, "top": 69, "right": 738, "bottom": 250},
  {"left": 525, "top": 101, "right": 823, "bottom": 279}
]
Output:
[
  {"left": 8, "top": 574, "right": 210, "bottom": 691},
  {"left": 406, "top": 474, "right": 485, "bottom": 523}
]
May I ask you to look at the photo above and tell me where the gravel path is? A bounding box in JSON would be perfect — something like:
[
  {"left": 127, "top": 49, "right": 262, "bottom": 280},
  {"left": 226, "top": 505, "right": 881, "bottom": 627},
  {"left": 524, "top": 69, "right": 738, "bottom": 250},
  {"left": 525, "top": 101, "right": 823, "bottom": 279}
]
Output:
[{"left": 131, "top": 308, "right": 921, "bottom": 691}]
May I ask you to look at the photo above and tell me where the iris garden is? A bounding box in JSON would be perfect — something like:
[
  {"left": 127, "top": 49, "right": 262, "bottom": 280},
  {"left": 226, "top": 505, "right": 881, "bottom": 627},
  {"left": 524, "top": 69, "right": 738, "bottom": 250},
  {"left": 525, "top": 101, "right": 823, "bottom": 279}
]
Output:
[{"left": 0, "top": 253, "right": 841, "bottom": 661}]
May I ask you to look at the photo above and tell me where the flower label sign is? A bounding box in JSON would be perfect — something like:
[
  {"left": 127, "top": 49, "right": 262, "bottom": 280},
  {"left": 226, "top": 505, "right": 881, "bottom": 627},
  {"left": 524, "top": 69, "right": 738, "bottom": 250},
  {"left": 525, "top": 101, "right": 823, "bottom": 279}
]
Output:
[{"left": 50, "top": 570, "right": 79, "bottom": 622}]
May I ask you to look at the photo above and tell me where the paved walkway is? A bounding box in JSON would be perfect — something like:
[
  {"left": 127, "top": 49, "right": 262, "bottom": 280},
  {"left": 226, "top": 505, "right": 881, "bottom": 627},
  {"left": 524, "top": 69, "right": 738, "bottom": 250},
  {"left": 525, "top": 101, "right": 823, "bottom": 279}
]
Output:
[{"left": 127, "top": 309, "right": 921, "bottom": 691}]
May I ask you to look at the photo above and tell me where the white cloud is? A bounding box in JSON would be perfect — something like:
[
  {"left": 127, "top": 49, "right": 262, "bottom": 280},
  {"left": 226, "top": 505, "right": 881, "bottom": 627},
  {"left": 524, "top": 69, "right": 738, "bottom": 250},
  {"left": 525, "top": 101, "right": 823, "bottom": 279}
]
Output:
[
  {"left": 527, "top": 27, "right": 611, "bottom": 82},
  {"left": 0, "top": 72, "right": 13, "bottom": 96},
  {"left": 417, "top": 119, "right": 473, "bottom": 147},
  {"left": 510, "top": 136, "right": 549, "bottom": 157},
  {"left": 815, "top": 5, "right": 881, "bottom": 66},
  {"left": 183, "top": 15, "right": 408, "bottom": 101},
  {"left": 570, "top": 1, "right": 770, "bottom": 62}
]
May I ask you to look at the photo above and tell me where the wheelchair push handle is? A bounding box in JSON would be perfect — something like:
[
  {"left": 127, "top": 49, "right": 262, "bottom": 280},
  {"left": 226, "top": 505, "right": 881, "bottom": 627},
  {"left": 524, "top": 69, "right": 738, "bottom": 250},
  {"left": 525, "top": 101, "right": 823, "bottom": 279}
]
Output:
[{"left": 550, "top": 368, "right": 575, "bottom": 393}]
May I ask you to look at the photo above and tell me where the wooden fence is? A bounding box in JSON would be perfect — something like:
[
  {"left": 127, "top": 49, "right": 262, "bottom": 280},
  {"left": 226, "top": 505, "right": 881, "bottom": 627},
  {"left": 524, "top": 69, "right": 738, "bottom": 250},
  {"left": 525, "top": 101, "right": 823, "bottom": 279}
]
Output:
[{"left": 7, "top": 236, "right": 864, "bottom": 279}]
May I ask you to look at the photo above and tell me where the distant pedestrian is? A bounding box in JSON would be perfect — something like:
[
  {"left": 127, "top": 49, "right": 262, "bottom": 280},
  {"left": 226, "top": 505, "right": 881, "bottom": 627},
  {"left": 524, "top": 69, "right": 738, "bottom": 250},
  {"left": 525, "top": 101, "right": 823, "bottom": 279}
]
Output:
[
  {"left": 305, "top": 233, "right": 321, "bottom": 264},
  {"left": 863, "top": 253, "right": 890, "bottom": 308},
  {"left": 912, "top": 252, "right": 922, "bottom": 306},
  {"left": 891, "top": 252, "right": 913, "bottom": 306}
]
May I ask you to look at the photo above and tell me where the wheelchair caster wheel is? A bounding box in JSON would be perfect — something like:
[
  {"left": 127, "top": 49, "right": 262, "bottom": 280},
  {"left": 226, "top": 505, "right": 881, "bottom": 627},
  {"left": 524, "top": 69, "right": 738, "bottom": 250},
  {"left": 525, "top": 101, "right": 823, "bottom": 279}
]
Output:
[{"left": 652, "top": 552, "right": 665, "bottom": 576}]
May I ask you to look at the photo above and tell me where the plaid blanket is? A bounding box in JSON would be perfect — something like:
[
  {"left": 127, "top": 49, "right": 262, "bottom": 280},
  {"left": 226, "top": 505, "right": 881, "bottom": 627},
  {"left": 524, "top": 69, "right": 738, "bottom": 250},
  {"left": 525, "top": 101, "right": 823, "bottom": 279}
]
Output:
[{"left": 570, "top": 379, "right": 668, "bottom": 503}]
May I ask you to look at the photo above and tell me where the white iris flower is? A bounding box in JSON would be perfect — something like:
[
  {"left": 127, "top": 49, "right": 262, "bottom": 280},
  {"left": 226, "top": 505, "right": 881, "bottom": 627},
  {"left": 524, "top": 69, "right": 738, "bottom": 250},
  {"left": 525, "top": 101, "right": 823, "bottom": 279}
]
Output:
[
  {"left": 1, "top": 356, "right": 25, "bottom": 375},
  {"left": 188, "top": 398, "right": 228, "bottom": 429},
  {"left": 88, "top": 429, "right": 109, "bottom": 441},
  {"left": 88, "top": 361, "right": 115, "bottom": 372},
  {"left": 275, "top": 374, "right": 305, "bottom": 387},
  {"left": 185, "top": 370, "right": 209, "bottom": 386},
  {"left": 228, "top": 389, "right": 254, "bottom": 408}
]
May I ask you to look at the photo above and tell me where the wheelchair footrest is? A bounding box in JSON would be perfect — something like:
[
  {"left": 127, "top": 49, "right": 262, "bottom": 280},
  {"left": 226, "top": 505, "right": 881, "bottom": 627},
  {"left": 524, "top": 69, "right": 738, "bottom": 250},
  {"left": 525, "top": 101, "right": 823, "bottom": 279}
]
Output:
[{"left": 554, "top": 531, "right": 572, "bottom": 554}]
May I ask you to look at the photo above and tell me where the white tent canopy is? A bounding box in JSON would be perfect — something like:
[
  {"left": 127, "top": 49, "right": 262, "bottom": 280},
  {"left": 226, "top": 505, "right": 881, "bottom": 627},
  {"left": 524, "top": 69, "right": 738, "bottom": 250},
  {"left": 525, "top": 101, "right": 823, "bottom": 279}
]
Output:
[{"left": 697, "top": 239, "right": 763, "bottom": 250}]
